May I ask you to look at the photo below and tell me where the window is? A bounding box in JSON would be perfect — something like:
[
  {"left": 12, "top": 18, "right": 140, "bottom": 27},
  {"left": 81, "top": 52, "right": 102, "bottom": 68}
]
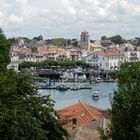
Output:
[{"left": 83, "top": 37, "right": 85, "bottom": 42}]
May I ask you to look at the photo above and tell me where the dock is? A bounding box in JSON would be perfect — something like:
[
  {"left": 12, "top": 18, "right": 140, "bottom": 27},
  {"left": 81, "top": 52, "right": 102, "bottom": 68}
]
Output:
[{"left": 37, "top": 86, "right": 92, "bottom": 90}]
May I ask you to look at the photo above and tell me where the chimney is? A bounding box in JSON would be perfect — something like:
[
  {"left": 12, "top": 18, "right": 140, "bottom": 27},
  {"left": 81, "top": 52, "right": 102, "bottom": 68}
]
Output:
[{"left": 72, "top": 118, "right": 77, "bottom": 129}]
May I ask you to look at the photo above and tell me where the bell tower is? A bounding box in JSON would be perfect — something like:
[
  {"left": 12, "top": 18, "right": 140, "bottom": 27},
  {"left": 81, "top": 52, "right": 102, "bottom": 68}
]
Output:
[{"left": 80, "top": 31, "right": 90, "bottom": 51}]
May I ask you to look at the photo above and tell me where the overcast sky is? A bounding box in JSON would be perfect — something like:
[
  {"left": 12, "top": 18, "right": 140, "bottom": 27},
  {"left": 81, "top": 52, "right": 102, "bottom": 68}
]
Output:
[{"left": 0, "top": 0, "right": 140, "bottom": 40}]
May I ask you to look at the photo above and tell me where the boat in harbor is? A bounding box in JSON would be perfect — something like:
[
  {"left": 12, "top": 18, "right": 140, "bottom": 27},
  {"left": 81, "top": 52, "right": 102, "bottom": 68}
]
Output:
[
  {"left": 91, "top": 77, "right": 102, "bottom": 83},
  {"left": 37, "top": 80, "right": 56, "bottom": 89},
  {"left": 60, "top": 72, "right": 74, "bottom": 81},
  {"left": 70, "top": 85, "right": 80, "bottom": 90},
  {"left": 57, "top": 85, "right": 70, "bottom": 91},
  {"left": 95, "top": 77, "right": 102, "bottom": 83},
  {"left": 92, "top": 91, "right": 100, "bottom": 100},
  {"left": 80, "top": 85, "right": 92, "bottom": 90}
]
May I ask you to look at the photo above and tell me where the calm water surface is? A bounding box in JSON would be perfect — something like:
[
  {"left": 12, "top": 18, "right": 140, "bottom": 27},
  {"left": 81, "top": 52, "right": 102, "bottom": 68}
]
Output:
[{"left": 39, "top": 82, "right": 117, "bottom": 109}]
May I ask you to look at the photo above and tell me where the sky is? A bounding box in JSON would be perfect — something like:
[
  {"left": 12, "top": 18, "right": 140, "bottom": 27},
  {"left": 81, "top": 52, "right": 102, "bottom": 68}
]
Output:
[{"left": 0, "top": 0, "right": 140, "bottom": 40}]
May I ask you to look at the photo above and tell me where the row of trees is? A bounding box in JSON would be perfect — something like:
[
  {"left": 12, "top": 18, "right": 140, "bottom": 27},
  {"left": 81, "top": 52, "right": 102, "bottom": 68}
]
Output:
[
  {"left": 19, "top": 60, "right": 89, "bottom": 69},
  {"left": 0, "top": 29, "right": 68, "bottom": 139}
]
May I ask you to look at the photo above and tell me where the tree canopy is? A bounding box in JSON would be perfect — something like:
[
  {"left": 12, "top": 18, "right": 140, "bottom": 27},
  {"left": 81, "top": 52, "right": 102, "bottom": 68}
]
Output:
[
  {"left": 111, "top": 61, "right": 140, "bottom": 140},
  {"left": 47, "top": 38, "right": 68, "bottom": 46},
  {"left": 101, "top": 36, "right": 107, "bottom": 40},
  {"left": 19, "top": 60, "right": 87, "bottom": 69},
  {"left": 33, "top": 35, "right": 43, "bottom": 42},
  {"left": 0, "top": 29, "right": 68, "bottom": 140},
  {"left": 101, "top": 35, "right": 125, "bottom": 44},
  {"left": 109, "top": 35, "right": 124, "bottom": 44},
  {"left": 0, "top": 29, "right": 10, "bottom": 71}
]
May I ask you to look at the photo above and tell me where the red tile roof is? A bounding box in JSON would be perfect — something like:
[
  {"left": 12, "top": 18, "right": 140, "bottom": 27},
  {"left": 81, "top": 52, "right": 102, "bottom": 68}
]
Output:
[{"left": 57, "top": 102, "right": 104, "bottom": 130}]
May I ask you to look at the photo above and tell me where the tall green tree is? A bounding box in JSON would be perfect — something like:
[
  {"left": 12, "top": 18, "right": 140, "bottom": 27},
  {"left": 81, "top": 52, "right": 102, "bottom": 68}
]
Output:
[
  {"left": 0, "top": 28, "right": 10, "bottom": 71},
  {"left": 0, "top": 29, "right": 68, "bottom": 140},
  {"left": 111, "top": 61, "right": 140, "bottom": 140}
]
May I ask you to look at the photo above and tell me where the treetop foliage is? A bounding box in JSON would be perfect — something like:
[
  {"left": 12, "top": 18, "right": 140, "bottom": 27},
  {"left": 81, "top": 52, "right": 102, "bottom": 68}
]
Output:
[
  {"left": 19, "top": 60, "right": 87, "bottom": 69},
  {"left": 101, "top": 35, "right": 125, "bottom": 44},
  {"left": 0, "top": 28, "right": 10, "bottom": 71},
  {"left": 0, "top": 29, "right": 68, "bottom": 140},
  {"left": 111, "top": 61, "right": 140, "bottom": 140}
]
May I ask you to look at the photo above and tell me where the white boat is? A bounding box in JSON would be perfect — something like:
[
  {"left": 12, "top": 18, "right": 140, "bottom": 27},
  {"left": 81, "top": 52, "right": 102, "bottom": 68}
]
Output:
[
  {"left": 78, "top": 74, "right": 87, "bottom": 81},
  {"left": 60, "top": 72, "right": 74, "bottom": 80},
  {"left": 95, "top": 77, "right": 102, "bottom": 83},
  {"left": 92, "top": 91, "right": 100, "bottom": 100}
]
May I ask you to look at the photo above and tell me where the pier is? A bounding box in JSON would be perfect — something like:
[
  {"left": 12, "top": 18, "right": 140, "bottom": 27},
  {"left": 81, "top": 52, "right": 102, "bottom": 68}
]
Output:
[{"left": 37, "top": 85, "right": 92, "bottom": 90}]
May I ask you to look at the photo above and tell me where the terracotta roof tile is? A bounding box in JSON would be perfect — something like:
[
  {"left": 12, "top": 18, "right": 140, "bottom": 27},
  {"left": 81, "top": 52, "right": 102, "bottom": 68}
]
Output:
[{"left": 57, "top": 102, "right": 104, "bottom": 130}]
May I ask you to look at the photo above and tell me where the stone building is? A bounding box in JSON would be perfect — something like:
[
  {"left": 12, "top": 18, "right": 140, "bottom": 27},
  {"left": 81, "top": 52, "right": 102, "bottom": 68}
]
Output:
[{"left": 80, "top": 31, "right": 90, "bottom": 51}]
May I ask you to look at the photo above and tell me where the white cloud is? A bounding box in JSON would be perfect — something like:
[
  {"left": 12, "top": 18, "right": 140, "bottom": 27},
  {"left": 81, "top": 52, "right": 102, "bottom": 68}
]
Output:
[
  {"left": 0, "top": 0, "right": 140, "bottom": 39},
  {"left": 9, "top": 14, "right": 23, "bottom": 23}
]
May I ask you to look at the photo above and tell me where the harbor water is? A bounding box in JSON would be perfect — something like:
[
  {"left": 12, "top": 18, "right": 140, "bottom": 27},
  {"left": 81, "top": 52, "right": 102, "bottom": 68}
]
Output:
[{"left": 39, "top": 82, "right": 117, "bottom": 110}]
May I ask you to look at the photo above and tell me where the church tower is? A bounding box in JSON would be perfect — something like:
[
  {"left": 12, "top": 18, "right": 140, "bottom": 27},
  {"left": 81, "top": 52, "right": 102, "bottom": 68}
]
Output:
[{"left": 80, "top": 31, "right": 90, "bottom": 51}]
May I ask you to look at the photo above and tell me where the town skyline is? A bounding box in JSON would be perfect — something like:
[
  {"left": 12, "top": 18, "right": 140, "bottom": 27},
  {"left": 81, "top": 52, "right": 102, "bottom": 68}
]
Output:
[
  {"left": 5, "top": 32, "right": 140, "bottom": 41},
  {"left": 1, "top": 0, "right": 140, "bottom": 39}
]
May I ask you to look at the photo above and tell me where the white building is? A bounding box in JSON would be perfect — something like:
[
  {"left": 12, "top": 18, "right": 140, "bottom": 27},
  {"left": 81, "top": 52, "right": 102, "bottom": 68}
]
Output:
[
  {"left": 65, "top": 49, "right": 82, "bottom": 61},
  {"left": 83, "top": 51, "right": 125, "bottom": 71},
  {"left": 124, "top": 50, "right": 140, "bottom": 61},
  {"left": 7, "top": 53, "right": 19, "bottom": 72}
]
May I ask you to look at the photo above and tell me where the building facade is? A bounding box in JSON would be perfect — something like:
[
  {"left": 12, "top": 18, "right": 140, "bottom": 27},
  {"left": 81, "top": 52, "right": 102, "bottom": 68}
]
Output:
[
  {"left": 84, "top": 51, "right": 125, "bottom": 71},
  {"left": 7, "top": 53, "right": 19, "bottom": 72}
]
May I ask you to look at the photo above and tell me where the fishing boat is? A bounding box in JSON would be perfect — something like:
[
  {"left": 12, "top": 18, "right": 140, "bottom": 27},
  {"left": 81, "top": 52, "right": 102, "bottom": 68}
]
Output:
[{"left": 92, "top": 91, "right": 100, "bottom": 100}]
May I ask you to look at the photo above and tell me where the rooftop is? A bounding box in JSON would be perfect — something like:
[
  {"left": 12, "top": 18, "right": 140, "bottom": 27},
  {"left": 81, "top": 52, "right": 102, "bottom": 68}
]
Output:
[{"left": 57, "top": 102, "right": 105, "bottom": 130}]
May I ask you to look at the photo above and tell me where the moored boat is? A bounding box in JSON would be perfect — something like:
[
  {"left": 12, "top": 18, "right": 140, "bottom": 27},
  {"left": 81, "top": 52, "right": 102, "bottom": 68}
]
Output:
[
  {"left": 70, "top": 86, "right": 80, "bottom": 90},
  {"left": 57, "top": 85, "right": 70, "bottom": 91},
  {"left": 95, "top": 77, "right": 102, "bottom": 83},
  {"left": 92, "top": 91, "right": 100, "bottom": 100}
]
